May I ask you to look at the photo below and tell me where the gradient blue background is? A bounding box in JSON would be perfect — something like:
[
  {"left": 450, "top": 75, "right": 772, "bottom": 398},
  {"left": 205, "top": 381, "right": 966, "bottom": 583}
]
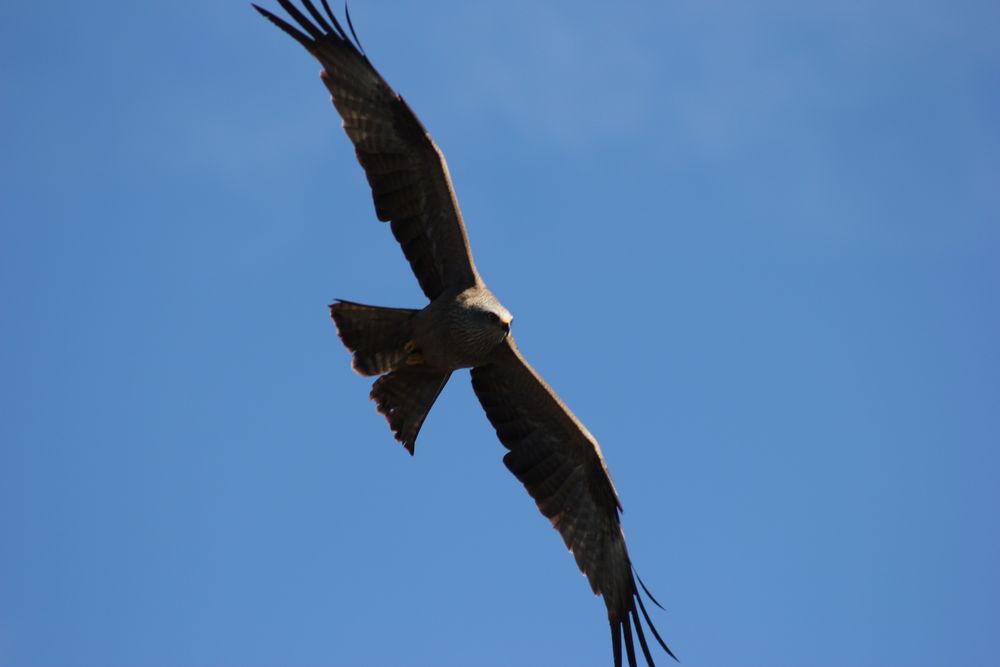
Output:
[{"left": 2, "top": 1, "right": 998, "bottom": 665}]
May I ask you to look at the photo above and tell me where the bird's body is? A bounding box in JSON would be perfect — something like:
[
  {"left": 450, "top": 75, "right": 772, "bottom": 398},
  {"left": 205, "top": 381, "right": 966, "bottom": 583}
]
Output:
[
  {"left": 254, "top": 2, "right": 677, "bottom": 665},
  {"left": 409, "top": 285, "right": 512, "bottom": 370}
]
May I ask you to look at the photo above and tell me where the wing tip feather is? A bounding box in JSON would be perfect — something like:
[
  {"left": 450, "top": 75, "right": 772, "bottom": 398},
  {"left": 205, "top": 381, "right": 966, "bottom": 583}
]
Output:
[
  {"left": 344, "top": 2, "right": 367, "bottom": 55},
  {"left": 633, "top": 579, "right": 679, "bottom": 662},
  {"left": 254, "top": 1, "right": 367, "bottom": 56},
  {"left": 622, "top": 613, "right": 639, "bottom": 666},
  {"left": 253, "top": 3, "right": 316, "bottom": 50},
  {"left": 611, "top": 617, "right": 624, "bottom": 667},
  {"left": 608, "top": 569, "right": 679, "bottom": 665}
]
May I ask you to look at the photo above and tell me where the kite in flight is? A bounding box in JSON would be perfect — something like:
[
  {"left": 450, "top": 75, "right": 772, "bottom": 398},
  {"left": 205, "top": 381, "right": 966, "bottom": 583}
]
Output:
[{"left": 254, "top": 2, "right": 678, "bottom": 664}]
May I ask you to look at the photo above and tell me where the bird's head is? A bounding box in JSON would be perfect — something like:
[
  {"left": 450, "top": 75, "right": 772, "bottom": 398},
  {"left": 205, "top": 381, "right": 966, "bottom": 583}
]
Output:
[
  {"left": 484, "top": 305, "right": 513, "bottom": 339},
  {"left": 459, "top": 287, "right": 513, "bottom": 346},
  {"left": 471, "top": 296, "right": 513, "bottom": 342}
]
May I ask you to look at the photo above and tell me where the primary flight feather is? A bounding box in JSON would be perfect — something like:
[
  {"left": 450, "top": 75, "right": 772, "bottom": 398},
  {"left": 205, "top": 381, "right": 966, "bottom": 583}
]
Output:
[{"left": 253, "top": 2, "right": 677, "bottom": 664}]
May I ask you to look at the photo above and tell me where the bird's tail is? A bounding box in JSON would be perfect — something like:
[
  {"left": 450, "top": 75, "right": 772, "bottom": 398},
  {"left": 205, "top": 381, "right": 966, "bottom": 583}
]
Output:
[
  {"left": 369, "top": 368, "right": 451, "bottom": 454},
  {"left": 330, "top": 300, "right": 417, "bottom": 376},
  {"left": 329, "top": 300, "right": 451, "bottom": 454}
]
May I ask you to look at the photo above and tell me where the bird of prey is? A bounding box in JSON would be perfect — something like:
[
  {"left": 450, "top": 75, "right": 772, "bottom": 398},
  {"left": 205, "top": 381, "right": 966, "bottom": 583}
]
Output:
[{"left": 254, "top": 2, "right": 677, "bottom": 665}]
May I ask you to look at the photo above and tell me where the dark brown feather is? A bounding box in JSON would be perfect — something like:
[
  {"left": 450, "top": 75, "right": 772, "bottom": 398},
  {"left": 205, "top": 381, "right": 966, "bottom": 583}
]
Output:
[
  {"left": 471, "top": 338, "right": 677, "bottom": 665},
  {"left": 329, "top": 300, "right": 416, "bottom": 377},
  {"left": 254, "top": 1, "right": 480, "bottom": 299},
  {"left": 370, "top": 368, "right": 451, "bottom": 454}
]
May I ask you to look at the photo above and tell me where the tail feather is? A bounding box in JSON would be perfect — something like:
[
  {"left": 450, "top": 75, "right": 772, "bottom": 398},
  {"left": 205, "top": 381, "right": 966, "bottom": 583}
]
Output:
[
  {"left": 370, "top": 369, "right": 451, "bottom": 454},
  {"left": 329, "top": 300, "right": 416, "bottom": 376}
]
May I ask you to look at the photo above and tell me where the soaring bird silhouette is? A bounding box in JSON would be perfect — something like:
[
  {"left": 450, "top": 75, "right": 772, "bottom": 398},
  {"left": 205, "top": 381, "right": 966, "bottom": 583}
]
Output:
[{"left": 254, "top": 2, "right": 678, "bottom": 664}]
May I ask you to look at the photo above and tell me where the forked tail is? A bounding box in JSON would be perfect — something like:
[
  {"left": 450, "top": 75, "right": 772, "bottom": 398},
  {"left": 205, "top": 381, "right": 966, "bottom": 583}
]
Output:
[{"left": 329, "top": 300, "right": 450, "bottom": 453}]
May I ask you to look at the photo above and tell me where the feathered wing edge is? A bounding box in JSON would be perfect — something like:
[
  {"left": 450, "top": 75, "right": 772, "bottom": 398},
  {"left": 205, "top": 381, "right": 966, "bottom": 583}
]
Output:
[
  {"left": 610, "top": 566, "right": 678, "bottom": 667},
  {"left": 472, "top": 340, "right": 678, "bottom": 666},
  {"left": 254, "top": 0, "right": 482, "bottom": 300},
  {"left": 253, "top": 0, "right": 363, "bottom": 57}
]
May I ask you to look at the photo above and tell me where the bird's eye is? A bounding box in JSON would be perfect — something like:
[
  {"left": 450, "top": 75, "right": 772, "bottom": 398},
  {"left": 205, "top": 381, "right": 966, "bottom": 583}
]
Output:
[{"left": 487, "top": 312, "right": 500, "bottom": 322}]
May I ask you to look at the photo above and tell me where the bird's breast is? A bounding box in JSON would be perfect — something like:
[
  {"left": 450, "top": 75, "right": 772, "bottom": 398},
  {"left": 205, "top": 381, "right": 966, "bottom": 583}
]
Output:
[{"left": 412, "top": 292, "right": 506, "bottom": 370}]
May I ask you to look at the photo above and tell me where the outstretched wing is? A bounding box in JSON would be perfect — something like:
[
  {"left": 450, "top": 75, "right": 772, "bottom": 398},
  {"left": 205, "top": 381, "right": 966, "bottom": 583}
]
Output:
[
  {"left": 471, "top": 338, "right": 677, "bottom": 667},
  {"left": 254, "top": 1, "right": 480, "bottom": 299}
]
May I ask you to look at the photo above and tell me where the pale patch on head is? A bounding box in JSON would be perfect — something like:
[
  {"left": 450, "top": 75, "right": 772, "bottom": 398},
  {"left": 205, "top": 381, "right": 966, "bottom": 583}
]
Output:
[{"left": 486, "top": 303, "right": 513, "bottom": 327}]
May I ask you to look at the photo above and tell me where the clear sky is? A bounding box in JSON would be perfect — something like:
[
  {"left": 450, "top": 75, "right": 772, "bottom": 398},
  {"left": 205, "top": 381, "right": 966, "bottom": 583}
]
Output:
[{"left": 2, "top": 1, "right": 998, "bottom": 665}]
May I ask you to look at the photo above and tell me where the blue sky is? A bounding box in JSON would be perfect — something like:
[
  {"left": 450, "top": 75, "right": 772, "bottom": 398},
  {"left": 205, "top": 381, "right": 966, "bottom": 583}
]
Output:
[{"left": 2, "top": 1, "right": 998, "bottom": 665}]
